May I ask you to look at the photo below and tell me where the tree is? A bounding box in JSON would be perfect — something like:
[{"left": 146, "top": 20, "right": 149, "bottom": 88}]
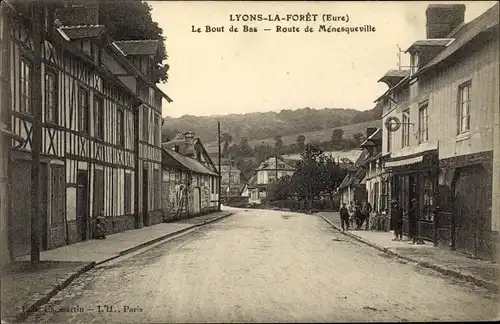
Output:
[
  {"left": 239, "top": 137, "right": 253, "bottom": 157},
  {"left": 274, "top": 135, "right": 284, "bottom": 153},
  {"left": 267, "top": 175, "right": 293, "bottom": 201},
  {"left": 353, "top": 132, "right": 366, "bottom": 146},
  {"left": 331, "top": 128, "right": 344, "bottom": 145},
  {"left": 296, "top": 135, "right": 306, "bottom": 152},
  {"left": 319, "top": 155, "right": 347, "bottom": 202},
  {"left": 221, "top": 133, "right": 233, "bottom": 158},
  {"left": 98, "top": 0, "right": 169, "bottom": 83}
]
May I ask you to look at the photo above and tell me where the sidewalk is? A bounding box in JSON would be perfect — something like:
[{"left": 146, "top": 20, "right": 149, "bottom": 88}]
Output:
[
  {"left": 0, "top": 210, "right": 233, "bottom": 323},
  {"left": 317, "top": 211, "right": 500, "bottom": 293}
]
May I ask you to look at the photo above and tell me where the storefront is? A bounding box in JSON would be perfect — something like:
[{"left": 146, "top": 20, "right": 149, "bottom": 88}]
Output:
[{"left": 386, "top": 150, "right": 439, "bottom": 242}]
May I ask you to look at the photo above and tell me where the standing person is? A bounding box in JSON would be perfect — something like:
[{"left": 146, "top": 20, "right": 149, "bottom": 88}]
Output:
[
  {"left": 361, "top": 198, "right": 373, "bottom": 230},
  {"left": 340, "top": 203, "right": 350, "bottom": 231},
  {"left": 354, "top": 200, "right": 362, "bottom": 229},
  {"left": 348, "top": 201, "right": 355, "bottom": 229},
  {"left": 391, "top": 200, "right": 403, "bottom": 241}
]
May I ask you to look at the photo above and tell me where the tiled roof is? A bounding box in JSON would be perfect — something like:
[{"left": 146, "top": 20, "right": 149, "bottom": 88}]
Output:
[
  {"left": 416, "top": 3, "right": 499, "bottom": 76},
  {"left": 113, "top": 40, "right": 160, "bottom": 56},
  {"left": 257, "top": 157, "right": 295, "bottom": 171},
  {"left": 163, "top": 148, "right": 218, "bottom": 176},
  {"left": 381, "top": 69, "right": 410, "bottom": 78},
  {"left": 59, "top": 25, "right": 106, "bottom": 39}
]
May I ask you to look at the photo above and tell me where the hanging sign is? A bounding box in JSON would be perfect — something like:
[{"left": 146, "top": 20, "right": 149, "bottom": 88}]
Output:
[{"left": 385, "top": 116, "right": 401, "bottom": 132}]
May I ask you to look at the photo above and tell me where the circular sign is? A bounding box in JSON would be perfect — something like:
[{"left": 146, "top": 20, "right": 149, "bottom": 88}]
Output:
[{"left": 385, "top": 116, "right": 401, "bottom": 132}]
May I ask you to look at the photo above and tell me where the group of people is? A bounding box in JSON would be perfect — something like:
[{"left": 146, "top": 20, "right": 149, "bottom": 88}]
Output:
[
  {"left": 339, "top": 198, "right": 404, "bottom": 241},
  {"left": 339, "top": 199, "right": 372, "bottom": 231}
]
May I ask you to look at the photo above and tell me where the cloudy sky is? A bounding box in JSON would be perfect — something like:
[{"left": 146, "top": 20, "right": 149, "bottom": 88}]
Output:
[{"left": 148, "top": 1, "right": 496, "bottom": 118}]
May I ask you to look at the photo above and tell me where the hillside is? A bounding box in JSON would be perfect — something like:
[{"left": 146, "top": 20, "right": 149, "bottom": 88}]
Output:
[
  {"left": 203, "top": 119, "right": 382, "bottom": 154},
  {"left": 162, "top": 104, "right": 383, "bottom": 146}
]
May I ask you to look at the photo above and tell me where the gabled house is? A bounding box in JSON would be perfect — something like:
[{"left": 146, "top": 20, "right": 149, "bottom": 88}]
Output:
[
  {"left": 247, "top": 156, "right": 296, "bottom": 204},
  {"left": 338, "top": 140, "right": 372, "bottom": 206},
  {"left": 161, "top": 145, "right": 219, "bottom": 221},
  {"left": 377, "top": 3, "right": 499, "bottom": 259}
]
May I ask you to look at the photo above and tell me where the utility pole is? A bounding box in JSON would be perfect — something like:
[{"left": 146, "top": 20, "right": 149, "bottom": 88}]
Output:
[
  {"left": 217, "top": 121, "right": 221, "bottom": 211},
  {"left": 31, "top": 1, "right": 43, "bottom": 265}
]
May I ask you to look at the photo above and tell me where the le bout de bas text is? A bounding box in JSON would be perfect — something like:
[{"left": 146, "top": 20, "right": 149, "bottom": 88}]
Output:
[{"left": 191, "top": 13, "right": 376, "bottom": 34}]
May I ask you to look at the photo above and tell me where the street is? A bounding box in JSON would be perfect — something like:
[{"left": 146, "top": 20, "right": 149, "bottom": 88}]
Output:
[{"left": 27, "top": 209, "right": 499, "bottom": 323}]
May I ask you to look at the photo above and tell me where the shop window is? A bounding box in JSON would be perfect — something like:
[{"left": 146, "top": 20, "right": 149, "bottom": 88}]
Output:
[{"left": 421, "top": 176, "right": 434, "bottom": 222}]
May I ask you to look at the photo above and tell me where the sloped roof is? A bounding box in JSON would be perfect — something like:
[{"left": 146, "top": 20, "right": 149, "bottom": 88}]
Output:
[
  {"left": 405, "top": 38, "right": 454, "bottom": 52},
  {"left": 59, "top": 25, "right": 106, "bottom": 39},
  {"left": 360, "top": 128, "right": 382, "bottom": 147},
  {"left": 114, "top": 40, "right": 159, "bottom": 56},
  {"left": 257, "top": 157, "right": 295, "bottom": 171},
  {"left": 163, "top": 148, "right": 218, "bottom": 176},
  {"left": 415, "top": 3, "right": 499, "bottom": 77}
]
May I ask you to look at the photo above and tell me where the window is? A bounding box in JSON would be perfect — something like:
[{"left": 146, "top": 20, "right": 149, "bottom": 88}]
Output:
[
  {"left": 20, "top": 59, "right": 32, "bottom": 114},
  {"left": 458, "top": 81, "right": 471, "bottom": 133},
  {"left": 117, "top": 109, "right": 124, "bottom": 146},
  {"left": 420, "top": 176, "right": 434, "bottom": 222},
  {"left": 401, "top": 109, "right": 410, "bottom": 147},
  {"left": 93, "top": 96, "right": 103, "bottom": 139},
  {"left": 418, "top": 102, "right": 429, "bottom": 143},
  {"left": 45, "top": 70, "right": 57, "bottom": 123},
  {"left": 154, "top": 169, "right": 161, "bottom": 209},
  {"left": 410, "top": 52, "right": 419, "bottom": 75},
  {"left": 78, "top": 88, "right": 89, "bottom": 133},
  {"left": 154, "top": 114, "right": 160, "bottom": 145},
  {"left": 142, "top": 108, "right": 149, "bottom": 141},
  {"left": 124, "top": 173, "right": 132, "bottom": 214}
]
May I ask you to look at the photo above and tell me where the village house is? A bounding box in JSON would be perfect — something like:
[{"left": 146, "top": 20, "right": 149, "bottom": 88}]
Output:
[
  {"left": 0, "top": 0, "right": 171, "bottom": 263},
  {"left": 377, "top": 3, "right": 499, "bottom": 259},
  {"left": 246, "top": 156, "right": 296, "bottom": 205},
  {"left": 359, "top": 128, "right": 392, "bottom": 231},
  {"left": 161, "top": 132, "right": 219, "bottom": 220}
]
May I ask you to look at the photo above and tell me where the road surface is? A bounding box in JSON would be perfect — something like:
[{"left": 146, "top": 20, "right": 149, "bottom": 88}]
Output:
[{"left": 27, "top": 209, "right": 499, "bottom": 323}]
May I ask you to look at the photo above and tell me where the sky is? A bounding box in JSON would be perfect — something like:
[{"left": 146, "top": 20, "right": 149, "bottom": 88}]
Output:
[{"left": 148, "top": 1, "right": 497, "bottom": 118}]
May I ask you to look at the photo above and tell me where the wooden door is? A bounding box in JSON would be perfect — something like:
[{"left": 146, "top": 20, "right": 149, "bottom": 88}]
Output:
[
  {"left": 11, "top": 160, "right": 48, "bottom": 257},
  {"left": 50, "top": 165, "right": 66, "bottom": 248},
  {"left": 93, "top": 169, "right": 104, "bottom": 218},
  {"left": 76, "top": 170, "right": 88, "bottom": 241},
  {"left": 454, "top": 165, "right": 492, "bottom": 257}
]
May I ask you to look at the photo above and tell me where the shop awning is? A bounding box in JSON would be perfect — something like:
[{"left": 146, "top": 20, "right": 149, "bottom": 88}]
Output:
[{"left": 385, "top": 155, "right": 423, "bottom": 168}]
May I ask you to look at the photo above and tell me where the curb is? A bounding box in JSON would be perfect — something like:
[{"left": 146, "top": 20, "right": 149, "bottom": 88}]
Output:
[
  {"left": 16, "top": 262, "right": 96, "bottom": 322},
  {"left": 16, "top": 211, "right": 234, "bottom": 322},
  {"left": 319, "top": 214, "right": 500, "bottom": 293}
]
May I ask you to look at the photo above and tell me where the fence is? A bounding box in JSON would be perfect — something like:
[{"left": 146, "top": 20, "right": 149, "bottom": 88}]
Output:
[{"left": 266, "top": 199, "right": 340, "bottom": 212}]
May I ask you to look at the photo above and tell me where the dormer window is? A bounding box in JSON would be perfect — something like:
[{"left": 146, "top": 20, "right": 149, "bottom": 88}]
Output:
[{"left": 410, "top": 52, "right": 419, "bottom": 75}]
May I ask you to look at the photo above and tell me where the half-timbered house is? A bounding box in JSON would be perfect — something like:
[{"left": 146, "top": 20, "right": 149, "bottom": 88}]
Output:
[{"left": 0, "top": 0, "right": 171, "bottom": 261}]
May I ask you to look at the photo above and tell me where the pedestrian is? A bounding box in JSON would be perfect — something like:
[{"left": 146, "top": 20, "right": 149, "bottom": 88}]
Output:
[
  {"left": 354, "top": 200, "right": 363, "bottom": 229},
  {"left": 391, "top": 200, "right": 403, "bottom": 241},
  {"left": 360, "top": 198, "right": 373, "bottom": 230},
  {"left": 340, "top": 202, "right": 350, "bottom": 231},
  {"left": 348, "top": 201, "right": 355, "bottom": 228}
]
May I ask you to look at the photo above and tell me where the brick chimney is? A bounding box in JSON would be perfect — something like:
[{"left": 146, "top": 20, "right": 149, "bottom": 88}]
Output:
[
  {"left": 426, "top": 4, "right": 466, "bottom": 39},
  {"left": 55, "top": 0, "right": 99, "bottom": 26}
]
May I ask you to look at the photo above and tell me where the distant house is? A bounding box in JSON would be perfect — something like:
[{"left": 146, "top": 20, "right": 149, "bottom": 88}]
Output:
[
  {"left": 337, "top": 150, "right": 371, "bottom": 206},
  {"left": 161, "top": 132, "right": 219, "bottom": 220},
  {"left": 247, "top": 156, "right": 296, "bottom": 204}
]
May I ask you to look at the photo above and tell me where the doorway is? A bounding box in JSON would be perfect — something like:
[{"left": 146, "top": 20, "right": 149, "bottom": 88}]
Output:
[
  {"left": 142, "top": 168, "right": 149, "bottom": 226},
  {"left": 76, "top": 170, "right": 88, "bottom": 241}
]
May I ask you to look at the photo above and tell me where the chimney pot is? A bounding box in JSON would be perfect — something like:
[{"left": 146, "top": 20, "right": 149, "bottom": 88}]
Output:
[{"left": 426, "top": 4, "right": 466, "bottom": 39}]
